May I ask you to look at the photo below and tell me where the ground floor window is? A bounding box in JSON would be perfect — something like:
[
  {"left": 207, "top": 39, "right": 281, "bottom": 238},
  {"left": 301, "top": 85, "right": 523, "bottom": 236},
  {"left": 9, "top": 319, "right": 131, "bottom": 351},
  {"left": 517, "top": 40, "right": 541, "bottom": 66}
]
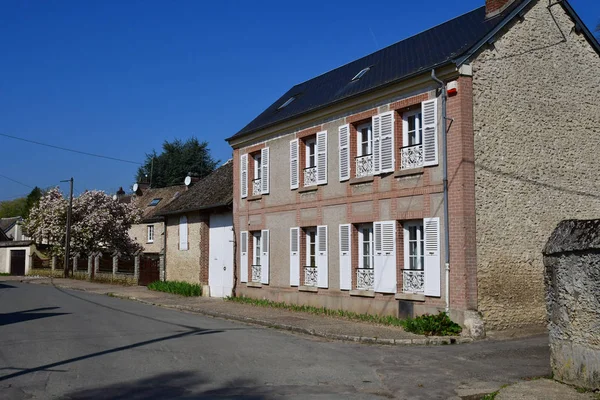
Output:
[
  {"left": 403, "top": 221, "right": 425, "bottom": 293},
  {"left": 252, "top": 231, "right": 261, "bottom": 282},
  {"left": 356, "top": 223, "right": 374, "bottom": 290},
  {"left": 304, "top": 228, "right": 318, "bottom": 286}
]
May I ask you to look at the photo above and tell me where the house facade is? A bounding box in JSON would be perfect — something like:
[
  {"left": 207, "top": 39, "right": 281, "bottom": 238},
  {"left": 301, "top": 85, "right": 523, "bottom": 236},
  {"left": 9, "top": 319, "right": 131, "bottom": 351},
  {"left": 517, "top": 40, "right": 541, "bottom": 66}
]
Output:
[
  {"left": 0, "top": 217, "right": 29, "bottom": 241},
  {"left": 227, "top": 0, "right": 600, "bottom": 330},
  {"left": 157, "top": 161, "right": 234, "bottom": 297}
]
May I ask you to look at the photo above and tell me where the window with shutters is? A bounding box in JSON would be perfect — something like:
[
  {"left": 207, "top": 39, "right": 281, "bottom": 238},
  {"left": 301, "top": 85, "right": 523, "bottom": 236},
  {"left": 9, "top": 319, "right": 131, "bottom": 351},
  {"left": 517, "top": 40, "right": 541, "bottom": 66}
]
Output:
[
  {"left": 251, "top": 231, "right": 262, "bottom": 283},
  {"left": 355, "top": 122, "right": 374, "bottom": 178},
  {"left": 357, "top": 223, "right": 375, "bottom": 290},
  {"left": 303, "top": 227, "right": 318, "bottom": 287},
  {"left": 403, "top": 221, "right": 425, "bottom": 294},
  {"left": 401, "top": 109, "right": 424, "bottom": 170},
  {"left": 252, "top": 153, "right": 262, "bottom": 196},
  {"left": 303, "top": 137, "right": 317, "bottom": 187}
]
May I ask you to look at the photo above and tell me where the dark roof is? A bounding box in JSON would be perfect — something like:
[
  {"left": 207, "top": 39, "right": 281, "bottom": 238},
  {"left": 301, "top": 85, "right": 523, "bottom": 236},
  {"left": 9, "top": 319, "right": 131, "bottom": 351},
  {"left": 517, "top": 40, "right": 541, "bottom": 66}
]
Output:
[
  {"left": 0, "top": 217, "right": 22, "bottom": 233},
  {"left": 0, "top": 228, "right": 8, "bottom": 241},
  {"left": 227, "top": 1, "right": 527, "bottom": 141},
  {"left": 0, "top": 240, "right": 33, "bottom": 248},
  {"left": 129, "top": 185, "right": 186, "bottom": 223},
  {"left": 157, "top": 161, "right": 233, "bottom": 216}
]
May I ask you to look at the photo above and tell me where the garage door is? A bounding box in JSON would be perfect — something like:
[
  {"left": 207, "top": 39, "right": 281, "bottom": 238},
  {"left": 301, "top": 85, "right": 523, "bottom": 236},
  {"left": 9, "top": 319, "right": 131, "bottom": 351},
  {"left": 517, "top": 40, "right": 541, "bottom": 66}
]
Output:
[{"left": 10, "top": 250, "right": 26, "bottom": 276}]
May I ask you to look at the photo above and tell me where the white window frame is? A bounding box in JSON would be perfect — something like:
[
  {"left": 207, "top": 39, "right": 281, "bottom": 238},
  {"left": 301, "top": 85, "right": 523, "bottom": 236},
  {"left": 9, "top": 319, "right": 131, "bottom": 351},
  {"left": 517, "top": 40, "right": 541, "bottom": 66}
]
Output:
[
  {"left": 402, "top": 109, "right": 423, "bottom": 147},
  {"left": 305, "top": 138, "right": 316, "bottom": 168},
  {"left": 403, "top": 221, "right": 424, "bottom": 271},
  {"left": 254, "top": 154, "right": 262, "bottom": 180},
  {"left": 356, "top": 122, "right": 373, "bottom": 157},
  {"left": 147, "top": 225, "right": 154, "bottom": 243},
  {"left": 305, "top": 228, "right": 317, "bottom": 267},
  {"left": 358, "top": 224, "right": 374, "bottom": 270},
  {"left": 253, "top": 232, "right": 261, "bottom": 266}
]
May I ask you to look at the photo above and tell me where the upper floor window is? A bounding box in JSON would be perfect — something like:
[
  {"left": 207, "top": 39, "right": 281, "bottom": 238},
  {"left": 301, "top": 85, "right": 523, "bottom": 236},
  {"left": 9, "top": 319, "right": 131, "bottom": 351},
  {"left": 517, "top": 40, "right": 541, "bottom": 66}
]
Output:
[
  {"left": 147, "top": 225, "right": 154, "bottom": 243},
  {"left": 290, "top": 131, "right": 327, "bottom": 190},
  {"left": 305, "top": 138, "right": 316, "bottom": 168},
  {"left": 304, "top": 137, "right": 317, "bottom": 187},
  {"left": 357, "top": 123, "right": 373, "bottom": 157},
  {"left": 403, "top": 110, "right": 423, "bottom": 147},
  {"left": 241, "top": 148, "right": 270, "bottom": 198},
  {"left": 400, "top": 99, "right": 438, "bottom": 170}
]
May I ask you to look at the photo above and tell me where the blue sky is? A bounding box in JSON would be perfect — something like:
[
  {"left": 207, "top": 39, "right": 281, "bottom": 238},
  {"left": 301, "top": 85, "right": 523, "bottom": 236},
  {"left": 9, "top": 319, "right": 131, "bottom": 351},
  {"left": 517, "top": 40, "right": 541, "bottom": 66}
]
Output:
[{"left": 1, "top": 0, "right": 598, "bottom": 200}]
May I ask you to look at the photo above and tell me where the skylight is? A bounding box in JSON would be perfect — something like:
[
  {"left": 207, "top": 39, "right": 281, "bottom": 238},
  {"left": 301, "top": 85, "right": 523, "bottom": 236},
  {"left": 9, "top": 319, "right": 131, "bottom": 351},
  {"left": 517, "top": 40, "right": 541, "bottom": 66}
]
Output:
[
  {"left": 148, "top": 198, "right": 161, "bottom": 206},
  {"left": 352, "top": 67, "right": 371, "bottom": 81},
  {"left": 277, "top": 96, "right": 295, "bottom": 110}
]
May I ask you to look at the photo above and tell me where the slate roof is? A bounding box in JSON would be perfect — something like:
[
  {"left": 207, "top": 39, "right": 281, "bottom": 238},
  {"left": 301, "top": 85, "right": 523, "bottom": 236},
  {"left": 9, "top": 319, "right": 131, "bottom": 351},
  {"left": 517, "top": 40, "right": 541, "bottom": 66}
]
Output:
[
  {"left": 128, "top": 185, "right": 186, "bottom": 223},
  {"left": 157, "top": 160, "right": 233, "bottom": 216},
  {"left": 227, "top": 1, "right": 528, "bottom": 141},
  {"left": 0, "top": 217, "right": 22, "bottom": 234}
]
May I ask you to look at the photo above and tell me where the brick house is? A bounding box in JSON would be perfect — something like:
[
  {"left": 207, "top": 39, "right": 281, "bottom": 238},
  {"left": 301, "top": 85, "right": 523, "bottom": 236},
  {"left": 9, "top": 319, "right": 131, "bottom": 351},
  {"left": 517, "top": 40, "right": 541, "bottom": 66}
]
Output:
[
  {"left": 226, "top": 0, "right": 600, "bottom": 331},
  {"left": 156, "top": 161, "right": 234, "bottom": 297}
]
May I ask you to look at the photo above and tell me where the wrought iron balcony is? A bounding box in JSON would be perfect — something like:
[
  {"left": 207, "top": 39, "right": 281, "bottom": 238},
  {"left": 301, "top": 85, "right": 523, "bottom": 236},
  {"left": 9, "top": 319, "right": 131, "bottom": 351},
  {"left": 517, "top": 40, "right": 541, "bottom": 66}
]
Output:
[
  {"left": 355, "top": 154, "right": 373, "bottom": 177},
  {"left": 251, "top": 264, "right": 261, "bottom": 283},
  {"left": 356, "top": 268, "right": 374, "bottom": 290},
  {"left": 403, "top": 269, "right": 424, "bottom": 293},
  {"left": 304, "top": 266, "right": 318, "bottom": 287},
  {"left": 303, "top": 166, "right": 317, "bottom": 187},
  {"left": 252, "top": 178, "right": 262, "bottom": 196},
  {"left": 400, "top": 144, "right": 423, "bottom": 170}
]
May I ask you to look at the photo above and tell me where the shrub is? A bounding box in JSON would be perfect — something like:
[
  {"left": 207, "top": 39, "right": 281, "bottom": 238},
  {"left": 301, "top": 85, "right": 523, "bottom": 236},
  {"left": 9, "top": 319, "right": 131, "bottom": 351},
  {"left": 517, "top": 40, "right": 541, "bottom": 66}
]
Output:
[
  {"left": 148, "top": 280, "right": 202, "bottom": 297},
  {"left": 402, "top": 312, "right": 462, "bottom": 336}
]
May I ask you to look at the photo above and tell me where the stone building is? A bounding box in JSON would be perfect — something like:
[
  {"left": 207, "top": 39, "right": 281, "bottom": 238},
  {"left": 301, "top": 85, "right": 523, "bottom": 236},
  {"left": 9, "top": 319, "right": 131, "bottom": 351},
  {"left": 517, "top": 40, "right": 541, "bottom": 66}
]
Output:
[{"left": 226, "top": 0, "right": 600, "bottom": 331}]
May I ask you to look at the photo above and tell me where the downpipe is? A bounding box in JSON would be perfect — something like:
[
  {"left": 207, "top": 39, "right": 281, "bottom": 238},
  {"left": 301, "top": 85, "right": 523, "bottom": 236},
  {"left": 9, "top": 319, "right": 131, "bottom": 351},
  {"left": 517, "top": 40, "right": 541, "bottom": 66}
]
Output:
[{"left": 431, "top": 69, "right": 450, "bottom": 314}]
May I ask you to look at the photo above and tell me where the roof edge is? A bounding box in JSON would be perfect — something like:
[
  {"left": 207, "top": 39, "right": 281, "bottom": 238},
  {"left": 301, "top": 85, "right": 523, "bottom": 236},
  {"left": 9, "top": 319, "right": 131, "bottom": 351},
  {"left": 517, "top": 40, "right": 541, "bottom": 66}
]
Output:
[
  {"left": 157, "top": 199, "right": 233, "bottom": 217},
  {"left": 561, "top": 0, "right": 600, "bottom": 56}
]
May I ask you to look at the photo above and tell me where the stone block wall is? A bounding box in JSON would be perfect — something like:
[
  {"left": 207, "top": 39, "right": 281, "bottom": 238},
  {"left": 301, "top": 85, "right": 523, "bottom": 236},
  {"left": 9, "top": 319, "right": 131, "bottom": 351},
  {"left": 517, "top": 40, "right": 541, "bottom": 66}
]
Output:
[{"left": 543, "top": 219, "right": 600, "bottom": 390}]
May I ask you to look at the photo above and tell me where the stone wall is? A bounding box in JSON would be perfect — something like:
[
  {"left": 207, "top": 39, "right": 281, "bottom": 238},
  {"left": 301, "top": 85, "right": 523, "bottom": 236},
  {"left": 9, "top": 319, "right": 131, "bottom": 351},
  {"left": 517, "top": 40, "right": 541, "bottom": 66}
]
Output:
[
  {"left": 472, "top": 0, "right": 600, "bottom": 330},
  {"left": 543, "top": 219, "right": 600, "bottom": 390}
]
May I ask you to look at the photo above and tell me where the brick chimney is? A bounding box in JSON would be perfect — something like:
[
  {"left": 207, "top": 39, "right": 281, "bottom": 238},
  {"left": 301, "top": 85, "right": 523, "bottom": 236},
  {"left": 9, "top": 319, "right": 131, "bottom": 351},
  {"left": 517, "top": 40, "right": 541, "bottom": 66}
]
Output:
[{"left": 486, "top": 0, "right": 516, "bottom": 18}]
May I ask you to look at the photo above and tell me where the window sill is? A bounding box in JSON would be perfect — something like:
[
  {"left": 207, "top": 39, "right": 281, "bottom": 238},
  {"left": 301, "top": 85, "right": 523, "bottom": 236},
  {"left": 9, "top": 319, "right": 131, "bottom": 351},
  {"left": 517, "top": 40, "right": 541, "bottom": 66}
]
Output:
[
  {"left": 247, "top": 282, "right": 262, "bottom": 288},
  {"left": 146, "top": 241, "right": 154, "bottom": 244},
  {"left": 349, "top": 289, "right": 375, "bottom": 298},
  {"left": 298, "top": 186, "right": 318, "bottom": 194},
  {"left": 247, "top": 194, "right": 263, "bottom": 201},
  {"left": 349, "top": 175, "right": 374, "bottom": 185},
  {"left": 394, "top": 167, "right": 424, "bottom": 178},
  {"left": 299, "top": 285, "right": 318, "bottom": 292},
  {"left": 395, "top": 292, "right": 426, "bottom": 302}
]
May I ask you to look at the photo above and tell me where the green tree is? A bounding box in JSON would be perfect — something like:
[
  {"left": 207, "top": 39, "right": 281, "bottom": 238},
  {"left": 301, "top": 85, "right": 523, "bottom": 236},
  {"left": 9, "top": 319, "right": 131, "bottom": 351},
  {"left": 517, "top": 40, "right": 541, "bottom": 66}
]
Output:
[
  {"left": 24, "top": 187, "right": 43, "bottom": 219},
  {"left": 0, "top": 187, "right": 44, "bottom": 218},
  {"left": 136, "top": 137, "right": 219, "bottom": 188}
]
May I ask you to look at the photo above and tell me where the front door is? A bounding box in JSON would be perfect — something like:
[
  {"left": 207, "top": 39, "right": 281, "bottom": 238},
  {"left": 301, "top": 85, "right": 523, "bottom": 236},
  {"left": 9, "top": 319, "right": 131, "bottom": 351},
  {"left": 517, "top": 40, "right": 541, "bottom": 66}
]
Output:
[
  {"left": 10, "top": 250, "right": 26, "bottom": 276},
  {"left": 209, "top": 213, "right": 234, "bottom": 297}
]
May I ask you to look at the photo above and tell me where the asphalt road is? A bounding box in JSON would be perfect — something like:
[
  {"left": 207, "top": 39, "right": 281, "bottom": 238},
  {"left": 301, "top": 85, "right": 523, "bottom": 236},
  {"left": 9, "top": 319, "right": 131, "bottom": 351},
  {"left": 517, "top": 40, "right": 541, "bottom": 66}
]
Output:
[{"left": 0, "top": 281, "right": 551, "bottom": 399}]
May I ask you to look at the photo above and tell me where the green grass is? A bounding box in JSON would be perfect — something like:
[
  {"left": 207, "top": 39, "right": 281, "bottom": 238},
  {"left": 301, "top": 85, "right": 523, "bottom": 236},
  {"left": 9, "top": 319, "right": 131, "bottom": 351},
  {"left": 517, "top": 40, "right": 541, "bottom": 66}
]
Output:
[
  {"left": 0, "top": 272, "right": 11, "bottom": 276},
  {"left": 148, "top": 280, "right": 202, "bottom": 297},
  {"left": 226, "top": 296, "right": 462, "bottom": 336},
  {"left": 480, "top": 392, "right": 498, "bottom": 400}
]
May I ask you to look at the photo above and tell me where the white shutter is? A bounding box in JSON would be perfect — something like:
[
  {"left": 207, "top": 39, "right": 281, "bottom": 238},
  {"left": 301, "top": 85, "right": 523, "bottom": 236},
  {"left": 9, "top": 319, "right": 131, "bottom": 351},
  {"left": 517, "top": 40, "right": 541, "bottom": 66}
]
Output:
[
  {"left": 422, "top": 99, "right": 439, "bottom": 166},
  {"left": 179, "top": 215, "right": 188, "bottom": 251},
  {"left": 424, "top": 217, "right": 441, "bottom": 297},
  {"left": 290, "top": 139, "right": 299, "bottom": 190},
  {"left": 379, "top": 111, "right": 395, "bottom": 173},
  {"left": 317, "top": 225, "right": 328, "bottom": 288},
  {"left": 240, "top": 153, "right": 248, "bottom": 198},
  {"left": 290, "top": 227, "right": 300, "bottom": 286},
  {"left": 316, "top": 130, "right": 327, "bottom": 185},
  {"left": 240, "top": 231, "right": 248, "bottom": 283},
  {"left": 338, "top": 124, "right": 350, "bottom": 181},
  {"left": 261, "top": 229, "right": 269, "bottom": 284},
  {"left": 374, "top": 220, "right": 396, "bottom": 293},
  {"left": 261, "top": 147, "right": 270, "bottom": 194},
  {"left": 339, "top": 224, "right": 351, "bottom": 290},
  {"left": 372, "top": 115, "right": 381, "bottom": 174}
]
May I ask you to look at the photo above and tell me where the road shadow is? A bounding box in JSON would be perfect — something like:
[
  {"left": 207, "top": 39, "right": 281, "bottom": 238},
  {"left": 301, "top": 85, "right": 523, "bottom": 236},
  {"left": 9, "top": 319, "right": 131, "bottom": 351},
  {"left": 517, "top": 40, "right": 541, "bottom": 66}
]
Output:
[
  {"left": 63, "top": 371, "right": 271, "bottom": 400},
  {"left": 0, "top": 283, "right": 16, "bottom": 290},
  {"left": 0, "top": 306, "right": 69, "bottom": 327}
]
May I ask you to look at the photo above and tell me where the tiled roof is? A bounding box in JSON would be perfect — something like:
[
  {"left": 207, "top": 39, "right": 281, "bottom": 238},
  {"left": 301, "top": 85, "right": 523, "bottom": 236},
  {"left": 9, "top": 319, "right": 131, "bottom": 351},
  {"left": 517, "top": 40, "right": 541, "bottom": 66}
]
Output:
[
  {"left": 227, "top": 1, "right": 526, "bottom": 141},
  {"left": 157, "top": 160, "right": 233, "bottom": 216},
  {"left": 128, "top": 185, "right": 186, "bottom": 223},
  {"left": 0, "top": 216, "right": 22, "bottom": 233}
]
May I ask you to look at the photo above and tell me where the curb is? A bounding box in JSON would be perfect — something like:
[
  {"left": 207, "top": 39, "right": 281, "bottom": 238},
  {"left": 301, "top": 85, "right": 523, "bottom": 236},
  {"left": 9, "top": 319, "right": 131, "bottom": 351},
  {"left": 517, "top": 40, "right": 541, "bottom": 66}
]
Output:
[{"left": 16, "top": 278, "right": 474, "bottom": 346}]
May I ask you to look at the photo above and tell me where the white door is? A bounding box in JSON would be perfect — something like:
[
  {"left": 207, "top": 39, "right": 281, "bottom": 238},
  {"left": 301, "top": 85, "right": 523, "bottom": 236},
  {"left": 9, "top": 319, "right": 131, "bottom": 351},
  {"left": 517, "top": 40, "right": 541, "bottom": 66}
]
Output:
[{"left": 209, "top": 213, "right": 234, "bottom": 297}]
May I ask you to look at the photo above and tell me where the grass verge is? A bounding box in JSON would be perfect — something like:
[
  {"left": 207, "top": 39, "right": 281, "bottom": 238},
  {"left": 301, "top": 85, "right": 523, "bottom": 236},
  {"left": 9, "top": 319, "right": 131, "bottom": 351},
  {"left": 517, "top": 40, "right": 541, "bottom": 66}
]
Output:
[
  {"left": 0, "top": 272, "right": 11, "bottom": 276},
  {"left": 148, "top": 280, "right": 202, "bottom": 297},
  {"left": 226, "top": 296, "right": 461, "bottom": 336}
]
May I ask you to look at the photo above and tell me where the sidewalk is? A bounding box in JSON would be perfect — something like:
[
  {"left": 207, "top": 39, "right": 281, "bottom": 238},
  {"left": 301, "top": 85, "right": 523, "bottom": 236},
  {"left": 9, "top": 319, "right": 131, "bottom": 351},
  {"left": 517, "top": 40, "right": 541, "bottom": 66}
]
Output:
[{"left": 5, "top": 276, "right": 470, "bottom": 346}]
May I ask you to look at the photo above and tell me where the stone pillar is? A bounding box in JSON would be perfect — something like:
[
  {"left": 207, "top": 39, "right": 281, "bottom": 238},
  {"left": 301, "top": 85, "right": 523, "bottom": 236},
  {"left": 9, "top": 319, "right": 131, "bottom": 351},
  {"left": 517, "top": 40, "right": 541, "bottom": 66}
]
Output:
[
  {"left": 73, "top": 253, "right": 79, "bottom": 273},
  {"left": 51, "top": 256, "right": 57, "bottom": 272},
  {"left": 159, "top": 252, "right": 165, "bottom": 282},
  {"left": 94, "top": 253, "right": 100, "bottom": 275},
  {"left": 134, "top": 255, "right": 140, "bottom": 283},
  {"left": 87, "top": 255, "right": 93, "bottom": 280},
  {"left": 112, "top": 253, "right": 119, "bottom": 277},
  {"left": 543, "top": 219, "right": 600, "bottom": 390}
]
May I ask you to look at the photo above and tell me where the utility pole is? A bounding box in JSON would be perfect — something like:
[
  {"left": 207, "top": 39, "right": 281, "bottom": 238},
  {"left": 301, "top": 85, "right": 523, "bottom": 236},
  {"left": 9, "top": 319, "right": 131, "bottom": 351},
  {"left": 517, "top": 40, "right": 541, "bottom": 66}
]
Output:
[{"left": 61, "top": 177, "right": 74, "bottom": 278}]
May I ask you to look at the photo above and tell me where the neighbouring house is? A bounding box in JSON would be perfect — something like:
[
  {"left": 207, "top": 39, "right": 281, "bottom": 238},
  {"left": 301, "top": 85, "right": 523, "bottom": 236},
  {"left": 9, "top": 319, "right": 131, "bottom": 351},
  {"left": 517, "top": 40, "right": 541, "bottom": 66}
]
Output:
[
  {"left": 226, "top": 0, "right": 600, "bottom": 331},
  {"left": 0, "top": 216, "right": 29, "bottom": 241},
  {"left": 156, "top": 161, "right": 234, "bottom": 297}
]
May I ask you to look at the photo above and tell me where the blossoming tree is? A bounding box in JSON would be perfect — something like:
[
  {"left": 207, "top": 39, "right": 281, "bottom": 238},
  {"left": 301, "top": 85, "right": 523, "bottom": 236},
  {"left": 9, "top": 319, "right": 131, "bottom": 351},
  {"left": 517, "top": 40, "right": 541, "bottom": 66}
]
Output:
[{"left": 26, "top": 188, "right": 142, "bottom": 257}]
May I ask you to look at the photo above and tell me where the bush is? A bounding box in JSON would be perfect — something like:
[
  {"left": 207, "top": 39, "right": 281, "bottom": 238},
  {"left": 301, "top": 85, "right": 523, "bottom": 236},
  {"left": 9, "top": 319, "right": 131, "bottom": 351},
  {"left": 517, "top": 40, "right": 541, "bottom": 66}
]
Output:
[
  {"left": 148, "top": 281, "right": 202, "bottom": 297},
  {"left": 402, "top": 312, "right": 462, "bottom": 336}
]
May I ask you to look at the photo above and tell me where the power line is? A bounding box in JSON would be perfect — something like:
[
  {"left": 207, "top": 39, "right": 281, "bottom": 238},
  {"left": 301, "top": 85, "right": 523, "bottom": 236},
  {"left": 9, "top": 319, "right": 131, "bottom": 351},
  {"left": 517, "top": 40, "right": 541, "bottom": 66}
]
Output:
[
  {"left": 0, "top": 133, "right": 142, "bottom": 165},
  {"left": 0, "top": 174, "right": 34, "bottom": 189}
]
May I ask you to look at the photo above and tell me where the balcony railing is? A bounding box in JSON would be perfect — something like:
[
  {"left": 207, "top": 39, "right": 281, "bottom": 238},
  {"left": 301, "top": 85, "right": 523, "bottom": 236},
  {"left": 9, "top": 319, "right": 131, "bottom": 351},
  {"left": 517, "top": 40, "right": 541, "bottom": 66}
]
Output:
[
  {"left": 355, "top": 154, "right": 373, "bottom": 177},
  {"left": 304, "top": 266, "right": 318, "bottom": 287},
  {"left": 356, "top": 268, "right": 374, "bottom": 290},
  {"left": 403, "top": 269, "right": 424, "bottom": 293},
  {"left": 400, "top": 144, "right": 423, "bottom": 170},
  {"left": 251, "top": 264, "right": 261, "bottom": 283},
  {"left": 303, "top": 166, "right": 317, "bottom": 187},
  {"left": 252, "top": 178, "right": 262, "bottom": 196}
]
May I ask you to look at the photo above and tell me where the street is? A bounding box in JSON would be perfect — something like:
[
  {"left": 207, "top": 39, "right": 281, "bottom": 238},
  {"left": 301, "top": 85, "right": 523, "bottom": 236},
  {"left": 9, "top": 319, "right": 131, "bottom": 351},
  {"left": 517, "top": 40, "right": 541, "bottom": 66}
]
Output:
[{"left": 0, "top": 282, "right": 550, "bottom": 399}]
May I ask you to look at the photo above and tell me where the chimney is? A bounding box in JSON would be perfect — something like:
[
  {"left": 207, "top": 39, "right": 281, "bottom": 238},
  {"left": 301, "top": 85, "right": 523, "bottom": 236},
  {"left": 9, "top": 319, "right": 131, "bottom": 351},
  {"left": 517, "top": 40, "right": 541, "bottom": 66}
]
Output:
[
  {"left": 116, "top": 187, "right": 126, "bottom": 197},
  {"left": 486, "top": 0, "right": 515, "bottom": 18}
]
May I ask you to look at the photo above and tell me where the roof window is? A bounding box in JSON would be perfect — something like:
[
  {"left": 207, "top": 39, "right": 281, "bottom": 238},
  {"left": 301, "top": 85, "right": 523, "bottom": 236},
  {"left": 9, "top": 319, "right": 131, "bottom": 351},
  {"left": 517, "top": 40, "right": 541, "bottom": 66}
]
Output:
[
  {"left": 277, "top": 96, "right": 295, "bottom": 110},
  {"left": 148, "top": 198, "right": 161, "bottom": 206},
  {"left": 352, "top": 67, "right": 371, "bottom": 81}
]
